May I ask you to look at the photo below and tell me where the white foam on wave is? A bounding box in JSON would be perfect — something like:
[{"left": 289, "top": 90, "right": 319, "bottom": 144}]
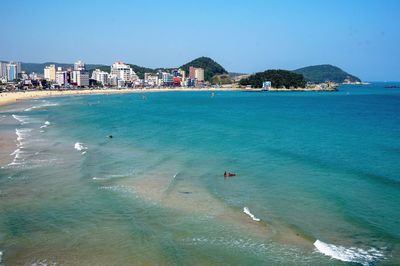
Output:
[
  {"left": 243, "top": 207, "right": 261, "bottom": 222},
  {"left": 92, "top": 173, "right": 133, "bottom": 181},
  {"left": 16, "top": 128, "right": 32, "bottom": 147},
  {"left": 74, "top": 142, "right": 88, "bottom": 154},
  {"left": 40, "top": 121, "right": 51, "bottom": 129},
  {"left": 12, "top": 114, "right": 30, "bottom": 124},
  {"left": 313, "top": 240, "right": 385, "bottom": 266},
  {"left": 24, "top": 101, "right": 59, "bottom": 112},
  {"left": 29, "top": 258, "right": 58, "bottom": 266},
  {"left": 5, "top": 128, "right": 33, "bottom": 167},
  {"left": 0, "top": 250, "right": 3, "bottom": 264}
]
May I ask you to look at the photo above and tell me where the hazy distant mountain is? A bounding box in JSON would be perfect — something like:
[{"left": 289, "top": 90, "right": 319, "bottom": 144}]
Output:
[
  {"left": 21, "top": 62, "right": 108, "bottom": 75},
  {"left": 293, "top": 64, "right": 361, "bottom": 83}
]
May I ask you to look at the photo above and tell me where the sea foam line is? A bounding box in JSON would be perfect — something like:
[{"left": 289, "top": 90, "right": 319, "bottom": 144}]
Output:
[
  {"left": 12, "top": 114, "right": 30, "bottom": 124},
  {"left": 243, "top": 207, "right": 261, "bottom": 222},
  {"left": 15, "top": 128, "right": 32, "bottom": 147},
  {"left": 92, "top": 172, "right": 135, "bottom": 181},
  {"left": 24, "top": 101, "right": 59, "bottom": 112},
  {"left": 313, "top": 240, "right": 385, "bottom": 266}
]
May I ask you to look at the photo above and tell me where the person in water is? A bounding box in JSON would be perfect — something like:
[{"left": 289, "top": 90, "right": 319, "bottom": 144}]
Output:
[{"left": 224, "top": 171, "right": 236, "bottom": 178}]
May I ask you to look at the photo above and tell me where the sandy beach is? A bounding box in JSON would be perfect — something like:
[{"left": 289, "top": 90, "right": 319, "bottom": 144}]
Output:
[{"left": 0, "top": 87, "right": 240, "bottom": 107}]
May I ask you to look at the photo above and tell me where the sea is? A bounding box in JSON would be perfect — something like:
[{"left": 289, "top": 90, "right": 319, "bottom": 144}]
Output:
[{"left": 0, "top": 83, "right": 399, "bottom": 265}]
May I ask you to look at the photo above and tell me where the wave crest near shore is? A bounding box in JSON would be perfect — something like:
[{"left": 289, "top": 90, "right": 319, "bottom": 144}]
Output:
[
  {"left": 243, "top": 207, "right": 261, "bottom": 221},
  {"left": 313, "top": 239, "right": 385, "bottom": 265}
]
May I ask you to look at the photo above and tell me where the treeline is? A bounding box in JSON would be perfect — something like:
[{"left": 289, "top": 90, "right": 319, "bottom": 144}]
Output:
[{"left": 239, "top": 70, "right": 306, "bottom": 88}]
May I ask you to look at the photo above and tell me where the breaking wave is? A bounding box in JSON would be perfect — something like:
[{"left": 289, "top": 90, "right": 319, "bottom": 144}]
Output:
[
  {"left": 313, "top": 240, "right": 385, "bottom": 265},
  {"left": 243, "top": 207, "right": 261, "bottom": 221}
]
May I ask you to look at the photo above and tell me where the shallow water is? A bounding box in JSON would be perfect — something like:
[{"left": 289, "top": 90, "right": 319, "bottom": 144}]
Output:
[{"left": 0, "top": 84, "right": 399, "bottom": 265}]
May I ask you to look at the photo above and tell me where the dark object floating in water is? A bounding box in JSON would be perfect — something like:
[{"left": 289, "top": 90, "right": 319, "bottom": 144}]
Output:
[
  {"left": 108, "top": 135, "right": 113, "bottom": 138},
  {"left": 224, "top": 171, "right": 237, "bottom": 178},
  {"left": 179, "top": 191, "right": 192, "bottom": 194},
  {"left": 384, "top": 85, "right": 400, "bottom": 88}
]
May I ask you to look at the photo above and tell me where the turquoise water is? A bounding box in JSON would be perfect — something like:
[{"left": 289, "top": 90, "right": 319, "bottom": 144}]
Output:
[{"left": 0, "top": 83, "right": 399, "bottom": 265}]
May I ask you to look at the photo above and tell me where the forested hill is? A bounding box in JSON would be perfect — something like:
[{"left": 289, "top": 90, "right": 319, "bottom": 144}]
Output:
[
  {"left": 239, "top": 70, "right": 306, "bottom": 88},
  {"left": 293, "top": 64, "right": 361, "bottom": 83},
  {"left": 179, "top": 57, "right": 228, "bottom": 82}
]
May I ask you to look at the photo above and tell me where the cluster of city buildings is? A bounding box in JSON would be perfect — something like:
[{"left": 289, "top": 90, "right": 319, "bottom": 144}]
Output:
[
  {"left": 44, "top": 60, "right": 89, "bottom": 87},
  {"left": 43, "top": 60, "right": 205, "bottom": 89},
  {"left": 0, "top": 59, "right": 206, "bottom": 90},
  {"left": 91, "top": 62, "right": 205, "bottom": 88},
  {"left": 0, "top": 61, "right": 22, "bottom": 82}
]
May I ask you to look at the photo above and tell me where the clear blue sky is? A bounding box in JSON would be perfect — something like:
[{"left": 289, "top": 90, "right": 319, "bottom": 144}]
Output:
[{"left": 2, "top": 0, "right": 399, "bottom": 81}]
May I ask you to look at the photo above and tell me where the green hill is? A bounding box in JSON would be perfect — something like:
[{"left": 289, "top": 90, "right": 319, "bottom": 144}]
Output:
[
  {"left": 293, "top": 64, "right": 361, "bottom": 83},
  {"left": 179, "top": 57, "right": 228, "bottom": 82},
  {"left": 239, "top": 70, "right": 306, "bottom": 88}
]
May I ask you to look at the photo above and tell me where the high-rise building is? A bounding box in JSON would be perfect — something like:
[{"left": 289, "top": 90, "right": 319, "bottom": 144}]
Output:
[
  {"left": 162, "top": 72, "right": 173, "bottom": 85},
  {"left": 44, "top": 64, "right": 56, "bottom": 81},
  {"left": 74, "top": 60, "right": 85, "bottom": 71},
  {"left": 189, "top": 66, "right": 196, "bottom": 79},
  {"left": 0, "top": 62, "right": 7, "bottom": 79},
  {"left": 76, "top": 71, "right": 89, "bottom": 86},
  {"left": 178, "top": 69, "right": 186, "bottom": 81},
  {"left": 194, "top": 68, "right": 204, "bottom": 81},
  {"left": 6, "top": 63, "right": 17, "bottom": 81},
  {"left": 16, "top": 62, "right": 21, "bottom": 74},
  {"left": 111, "top": 62, "right": 138, "bottom": 81},
  {"left": 189, "top": 66, "right": 204, "bottom": 81},
  {"left": 55, "top": 67, "right": 72, "bottom": 86}
]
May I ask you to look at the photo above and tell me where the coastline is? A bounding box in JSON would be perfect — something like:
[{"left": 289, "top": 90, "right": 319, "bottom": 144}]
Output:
[
  {"left": 0, "top": 87, "right": 240, "bottom": 107},
  {"left": 0, "top": 85, "right": 341, "bottom": 107}
]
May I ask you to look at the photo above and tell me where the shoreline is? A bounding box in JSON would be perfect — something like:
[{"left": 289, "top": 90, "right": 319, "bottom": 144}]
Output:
[
  {"left": 0, "top": 87, "right": 240, "bottom": 107},
  {"left": 0, "top": 85, "right": 339, "bottom": 107}
]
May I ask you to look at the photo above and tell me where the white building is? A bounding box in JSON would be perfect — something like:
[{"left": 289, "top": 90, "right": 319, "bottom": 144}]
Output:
[
  {"left": 111, "top": 62, "right": 138, "bottom": 81},
  {"left": 56, "top": 71, "right": 68, "bottom": 86},
  {"left": 44, "top": 64, "right": 56, "bottom": 81},
  {"left": 91, "top": 69, "right": 109, "bottom": 85},
  {"left": 144, "top": 72, "right": 159, "bottom": 86},
  {"left": 162, "top": 72, "right": 173, "bottom": 85}
]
